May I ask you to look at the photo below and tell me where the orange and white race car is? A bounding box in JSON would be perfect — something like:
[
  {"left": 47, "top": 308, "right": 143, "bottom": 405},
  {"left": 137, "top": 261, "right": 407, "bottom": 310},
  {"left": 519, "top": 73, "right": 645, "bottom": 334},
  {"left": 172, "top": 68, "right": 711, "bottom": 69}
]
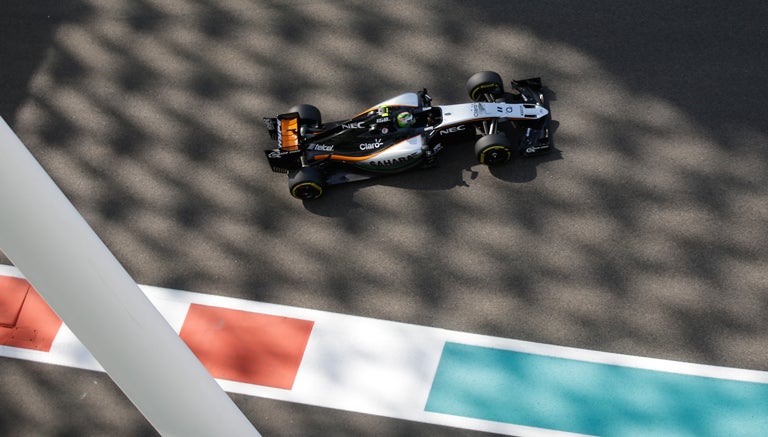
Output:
[{"left": 263, "top": 71, "right": 552, "bottom": 200}]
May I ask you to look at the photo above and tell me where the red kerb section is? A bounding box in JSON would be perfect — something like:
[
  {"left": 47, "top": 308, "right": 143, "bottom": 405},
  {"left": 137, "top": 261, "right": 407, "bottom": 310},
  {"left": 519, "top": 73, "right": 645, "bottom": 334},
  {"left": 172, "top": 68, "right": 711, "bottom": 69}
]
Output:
[
  {"left": 179, "top": 303, "right": 314, "bottom": 389},
  {"left": 0, "top": 275, "right": 63, "bottom": 351}
]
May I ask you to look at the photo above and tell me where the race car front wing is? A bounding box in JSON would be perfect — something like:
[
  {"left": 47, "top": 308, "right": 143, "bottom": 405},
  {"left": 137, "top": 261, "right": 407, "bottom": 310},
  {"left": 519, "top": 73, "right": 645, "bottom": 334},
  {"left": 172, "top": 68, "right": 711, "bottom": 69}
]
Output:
[{"left": 519, "top": 125, "right": 551, "bottom": 157}]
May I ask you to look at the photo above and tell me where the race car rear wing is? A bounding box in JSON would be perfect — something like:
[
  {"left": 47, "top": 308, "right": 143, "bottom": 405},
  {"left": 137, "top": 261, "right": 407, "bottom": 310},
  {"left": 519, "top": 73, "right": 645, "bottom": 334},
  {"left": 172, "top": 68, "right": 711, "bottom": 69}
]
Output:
[
  {"left": 264, "top": 112, "right": 301, "bottom": 151},
  {"left": 263, "top": 112, "right": 303, "bottom": 173},
  {"left": 264, "top": 147, "right": 302, "bottom": 174}
]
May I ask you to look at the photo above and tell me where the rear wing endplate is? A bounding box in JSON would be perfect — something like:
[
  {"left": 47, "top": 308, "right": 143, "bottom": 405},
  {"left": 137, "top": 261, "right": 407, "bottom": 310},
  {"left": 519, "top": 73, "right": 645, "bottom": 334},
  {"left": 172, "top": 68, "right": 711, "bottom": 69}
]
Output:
[{"left": 263, "top": 112, "right": 302, "bottom": 151}]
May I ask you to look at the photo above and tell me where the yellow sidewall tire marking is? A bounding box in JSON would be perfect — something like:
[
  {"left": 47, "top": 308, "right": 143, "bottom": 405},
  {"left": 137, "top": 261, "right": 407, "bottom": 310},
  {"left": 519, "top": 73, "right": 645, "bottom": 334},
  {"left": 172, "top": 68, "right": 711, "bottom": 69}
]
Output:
[
  {"left": 479, "top": 146, "right": 511, "bottom": 165},
  {"left": 291, "top": 182, "right": 323, "bottom": 199}
]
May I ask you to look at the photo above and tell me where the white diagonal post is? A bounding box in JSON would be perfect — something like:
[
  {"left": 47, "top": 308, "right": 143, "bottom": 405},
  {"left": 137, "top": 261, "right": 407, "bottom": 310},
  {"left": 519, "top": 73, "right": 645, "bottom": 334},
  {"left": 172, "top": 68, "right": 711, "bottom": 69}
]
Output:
[{"left": 0, "top": 117, "right": 260, "bottom": 437}]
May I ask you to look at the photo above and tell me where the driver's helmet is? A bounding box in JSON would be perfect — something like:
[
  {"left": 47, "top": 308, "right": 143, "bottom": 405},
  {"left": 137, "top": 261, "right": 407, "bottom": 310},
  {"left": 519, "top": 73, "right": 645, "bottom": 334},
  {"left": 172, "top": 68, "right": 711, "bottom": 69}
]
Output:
[{"left": 396, "top": 111, "right": 414, "bottom": 128}]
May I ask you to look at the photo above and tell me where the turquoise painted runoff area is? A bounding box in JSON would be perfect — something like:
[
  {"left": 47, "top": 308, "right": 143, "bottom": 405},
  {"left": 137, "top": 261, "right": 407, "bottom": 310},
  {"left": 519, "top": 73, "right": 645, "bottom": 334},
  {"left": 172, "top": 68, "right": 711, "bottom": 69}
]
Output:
[{"left": 426, "top": 343, "right": 768, "bottom": 437}]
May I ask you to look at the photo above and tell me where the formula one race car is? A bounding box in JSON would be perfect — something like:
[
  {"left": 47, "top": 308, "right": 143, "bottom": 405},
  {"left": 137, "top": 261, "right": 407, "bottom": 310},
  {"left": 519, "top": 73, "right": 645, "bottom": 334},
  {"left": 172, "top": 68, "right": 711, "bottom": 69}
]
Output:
[{"left": 263, "top": 71, "right": 551, "bottom": 200}]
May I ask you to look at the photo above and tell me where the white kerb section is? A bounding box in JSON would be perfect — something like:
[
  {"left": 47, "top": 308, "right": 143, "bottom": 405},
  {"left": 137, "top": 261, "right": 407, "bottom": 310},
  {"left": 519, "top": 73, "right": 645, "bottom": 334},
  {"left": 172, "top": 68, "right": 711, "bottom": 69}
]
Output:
[{"left": 0, "top": 117, "right": 259, "bottom": 437}]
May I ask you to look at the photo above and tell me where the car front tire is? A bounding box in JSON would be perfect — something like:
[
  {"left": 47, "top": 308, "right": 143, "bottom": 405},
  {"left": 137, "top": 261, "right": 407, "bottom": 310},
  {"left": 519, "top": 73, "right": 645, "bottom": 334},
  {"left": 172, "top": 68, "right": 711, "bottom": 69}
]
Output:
[
  {"left": 466, "top": 71, "right": 505, "bottom": 102},
  {"left": 475, "top": 133, "right": 512, "bottom": 166}
]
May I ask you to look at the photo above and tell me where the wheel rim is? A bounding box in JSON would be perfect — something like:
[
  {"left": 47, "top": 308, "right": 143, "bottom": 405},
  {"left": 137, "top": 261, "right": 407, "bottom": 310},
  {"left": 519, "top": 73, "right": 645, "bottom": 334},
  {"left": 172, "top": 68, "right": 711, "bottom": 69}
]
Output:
[
  {"left": 291, "top": 182, "right": 323, "bottom": 200},
  {"left": 480, "top": 145, "right": 511, "bottom": 165}
]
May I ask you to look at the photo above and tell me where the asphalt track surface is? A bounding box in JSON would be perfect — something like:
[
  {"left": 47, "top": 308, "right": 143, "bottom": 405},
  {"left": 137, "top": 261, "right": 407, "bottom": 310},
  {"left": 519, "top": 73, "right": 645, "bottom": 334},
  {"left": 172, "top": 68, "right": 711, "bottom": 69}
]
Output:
[{"left": 1, "top": 1, "right": 767, "bottom": 436}]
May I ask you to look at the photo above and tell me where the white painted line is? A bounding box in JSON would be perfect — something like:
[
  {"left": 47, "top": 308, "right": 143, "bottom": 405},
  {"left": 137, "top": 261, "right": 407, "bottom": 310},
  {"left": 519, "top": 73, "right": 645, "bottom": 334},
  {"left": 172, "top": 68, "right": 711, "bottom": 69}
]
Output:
[
  {"left": 154, "top": 277, "right": 768, "bottom": 385},
  {"left": 2, "top": 264, "right": 767, "bottom": 437}
]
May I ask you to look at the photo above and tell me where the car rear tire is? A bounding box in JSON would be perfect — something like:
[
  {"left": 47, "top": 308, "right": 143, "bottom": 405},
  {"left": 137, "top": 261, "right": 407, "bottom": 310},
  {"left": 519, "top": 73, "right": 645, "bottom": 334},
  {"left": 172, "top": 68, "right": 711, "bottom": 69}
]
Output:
[
  {"left": 475, "top": 133, "right": 512, "bottom": 166},
  {"left": 289, "top": 166, "right": 325, "bottom": 200},
  {"left": 466, "top": 71, "right": 504, "bottom": 102},
  {"left": 288, "top": 104, "right": 322, "bottom": 128}
]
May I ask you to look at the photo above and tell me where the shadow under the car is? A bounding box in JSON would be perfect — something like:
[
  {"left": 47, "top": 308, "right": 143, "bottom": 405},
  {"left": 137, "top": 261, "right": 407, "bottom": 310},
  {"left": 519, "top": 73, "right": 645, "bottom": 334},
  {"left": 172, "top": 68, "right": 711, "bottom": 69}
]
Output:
[{"left": 301, "top": 136, "right": 562, "bottom": 217}]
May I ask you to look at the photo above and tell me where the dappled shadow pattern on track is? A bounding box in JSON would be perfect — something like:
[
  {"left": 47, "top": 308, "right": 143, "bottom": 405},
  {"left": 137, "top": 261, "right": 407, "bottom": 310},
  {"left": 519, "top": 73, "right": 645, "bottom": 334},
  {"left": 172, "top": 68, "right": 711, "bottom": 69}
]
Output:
[{"left": 2, "top": 0, "right": 768, "bottom": 435}]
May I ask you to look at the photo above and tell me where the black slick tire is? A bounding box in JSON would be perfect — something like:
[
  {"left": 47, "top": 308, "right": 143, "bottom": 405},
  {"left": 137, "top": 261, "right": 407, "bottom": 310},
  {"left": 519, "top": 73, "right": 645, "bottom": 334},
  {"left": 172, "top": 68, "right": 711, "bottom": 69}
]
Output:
[
  {"left": 288, "top": 104, "right": 322, "bottom": 128},
  {"left": 466, "top": 71, "right": 504, "bottom": 102},
  {"left": 289, "top": 166, "right": 325, "bottom": 200},
  {"left": 475, "top": 133, "right": 512, "bottom": 166}
]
